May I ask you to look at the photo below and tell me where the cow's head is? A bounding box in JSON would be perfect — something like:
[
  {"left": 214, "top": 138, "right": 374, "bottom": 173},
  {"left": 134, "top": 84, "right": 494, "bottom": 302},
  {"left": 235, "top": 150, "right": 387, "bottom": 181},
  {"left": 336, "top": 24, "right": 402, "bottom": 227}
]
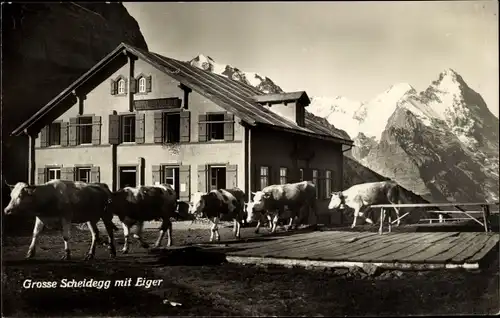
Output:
[
  {"left": 328, "top": 191, "right": 346, "bottom": 210},
  {"left": 3, "top": 182, "right": 37, "bottom": 215},
  {"left": 245, "top": 191, "right": 270, "bottom": 223},
  {"left": 188, "top": 192, "right": 206, "bottom": 218}
]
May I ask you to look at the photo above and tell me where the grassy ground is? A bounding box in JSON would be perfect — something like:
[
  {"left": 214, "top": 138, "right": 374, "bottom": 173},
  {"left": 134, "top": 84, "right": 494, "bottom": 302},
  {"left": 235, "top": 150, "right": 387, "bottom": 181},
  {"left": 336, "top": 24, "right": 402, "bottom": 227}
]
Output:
[{"left": 2, "top": 220, "right": 499, "bottom": 317}]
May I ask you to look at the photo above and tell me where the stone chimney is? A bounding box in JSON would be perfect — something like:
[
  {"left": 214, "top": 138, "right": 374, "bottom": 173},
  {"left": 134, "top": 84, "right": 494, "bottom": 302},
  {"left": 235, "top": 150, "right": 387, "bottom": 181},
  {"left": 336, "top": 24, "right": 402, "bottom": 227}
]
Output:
[{"left": 252, "top": 91, "right": 310, "bottom": 127}]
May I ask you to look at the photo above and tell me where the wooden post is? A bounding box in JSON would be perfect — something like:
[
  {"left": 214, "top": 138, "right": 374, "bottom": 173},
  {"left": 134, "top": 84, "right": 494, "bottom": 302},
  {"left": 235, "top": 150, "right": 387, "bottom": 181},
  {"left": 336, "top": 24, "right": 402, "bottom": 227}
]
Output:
[
  {"left": 27, "top": 131, "right": 36, "bottom": 185},
  {"left": 378, "top": 208, "right": 385, "bottom": 235},
  {"left": 138, "top": 157, "right": 145, "bottom": 186},
  {"left": 482, "top": 205, "right": 492, "bottom": 233},
  {"left": 388, "top": 215, "right": 392, "bottom": 233}
]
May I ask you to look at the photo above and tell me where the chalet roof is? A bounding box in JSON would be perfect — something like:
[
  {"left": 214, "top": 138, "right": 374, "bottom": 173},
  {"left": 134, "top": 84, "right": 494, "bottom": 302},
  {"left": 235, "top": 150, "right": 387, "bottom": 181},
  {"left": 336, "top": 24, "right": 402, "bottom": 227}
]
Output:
[
  {"left": 252, "top": 91, "right": 310, "bottom": 106},
  {"left": 12, "top": 43, "right": 353, "bottom": 145}
]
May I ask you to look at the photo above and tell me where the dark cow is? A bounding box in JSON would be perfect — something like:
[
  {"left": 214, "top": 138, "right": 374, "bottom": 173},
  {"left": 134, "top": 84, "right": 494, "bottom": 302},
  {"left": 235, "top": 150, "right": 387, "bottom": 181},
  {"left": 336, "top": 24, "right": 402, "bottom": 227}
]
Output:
[
  {"left": 246, "top": 181, "right": 318, "bottom": 234},
  {"left": 189, "top": 188, "right": 246, "bottom": 242},
  {"left": 328, "top": 181, "right": 409, "bottom": 228},
  {"left": 3, "top": 180, "right": 117, "bottom": 260},
  {"left": 109, "top": 184, "right": 178, "bottom": 253}
]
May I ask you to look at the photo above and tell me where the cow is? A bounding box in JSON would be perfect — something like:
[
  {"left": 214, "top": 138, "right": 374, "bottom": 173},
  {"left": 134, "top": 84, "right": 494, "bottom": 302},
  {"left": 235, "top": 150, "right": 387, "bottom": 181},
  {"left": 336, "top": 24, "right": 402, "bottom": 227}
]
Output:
[
  {"left": 108, "top": 184, "right": 178, "bottom": 254},
  {"left": 327, "top": 181, "right": 407, "bottom": 228},
  {"left": 188, "top": 188, "right": 246, "bottom": 242},
  {"left": 246, "top": 181, "right": 318, "bottom": 234},
  {"left": 3, "top": 180, "right": 117, "bottom": 260}
]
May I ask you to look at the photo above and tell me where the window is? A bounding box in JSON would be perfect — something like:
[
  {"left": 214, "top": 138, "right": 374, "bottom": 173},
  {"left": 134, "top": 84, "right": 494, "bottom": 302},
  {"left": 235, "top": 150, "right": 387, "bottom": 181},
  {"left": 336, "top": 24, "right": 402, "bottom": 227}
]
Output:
[
  {"left": 163, "top": 166, "right": 180, "bottom": 198},
  {"left": 259, "top": 166, "right": 269, "bottom": 190},
  {"left": 118, "top": 79, "right": 126, "bottom": 95},
  {"left": 210, "top": 166, "right": 226, "bottom": 190},
  {"left": 75, "top": 167, "right": 91, "bottom": 183},
  {"left": 121, "top": 115, "right": 136, "bottom": 143},
  {"left": 163, "top": 113, "right": 180, "bottom": 143},
  {"left": 312, "top": 169, "right": 319, "bottom": 198},
  {"left": 138, "top": 77, "right": 146, "bottom": 93},
  {"left": 47, "top": 168, "right": 61, "bottom": 181},
  {"left": 48, "top": 122, "right": 61, "bottom": 146},
  {"left": 207, "top": 113, "right": 225, "bottom": 141},
  {"left": 78, "top": 116, "right": 93, "bottom": 145},
  {"left": 325, "top": 170, "right": 332, "bottom": 198},
  {"left": 299, "top": 168, "right": 304, "bottom": 182},
  {"left": 279, "top": 167, "right": 288, "bottom": 185}
]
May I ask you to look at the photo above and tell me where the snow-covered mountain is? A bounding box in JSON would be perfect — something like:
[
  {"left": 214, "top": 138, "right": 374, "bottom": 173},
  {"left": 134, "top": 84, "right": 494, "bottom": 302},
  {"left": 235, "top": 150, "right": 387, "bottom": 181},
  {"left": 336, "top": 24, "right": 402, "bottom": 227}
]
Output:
[
  {"left": 189, "top": 56, "right": 499, "bottom": 203},
  {"left": 190, "top": 54, "right": 284, "bottom": 94}
]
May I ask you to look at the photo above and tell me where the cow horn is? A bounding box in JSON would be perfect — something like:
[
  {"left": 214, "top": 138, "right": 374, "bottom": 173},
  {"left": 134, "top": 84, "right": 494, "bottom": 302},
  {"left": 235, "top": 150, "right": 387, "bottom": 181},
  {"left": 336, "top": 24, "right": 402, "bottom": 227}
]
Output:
[
  {"left": 251, "top": 192, "right": 256, "bottom": 195},
  {"left": 4, "top": 179, "right": 14, "bottom": 188}
]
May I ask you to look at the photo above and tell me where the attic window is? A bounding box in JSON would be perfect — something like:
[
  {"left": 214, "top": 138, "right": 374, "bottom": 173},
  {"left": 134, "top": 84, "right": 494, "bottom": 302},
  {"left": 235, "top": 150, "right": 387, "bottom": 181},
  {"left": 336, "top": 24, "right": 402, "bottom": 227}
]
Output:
[
  {"left": 138, "top": 77, "right": 146, "bottom": 93},
  {"left": 118, "top": 79, "right": 126, "bottom": 95}
]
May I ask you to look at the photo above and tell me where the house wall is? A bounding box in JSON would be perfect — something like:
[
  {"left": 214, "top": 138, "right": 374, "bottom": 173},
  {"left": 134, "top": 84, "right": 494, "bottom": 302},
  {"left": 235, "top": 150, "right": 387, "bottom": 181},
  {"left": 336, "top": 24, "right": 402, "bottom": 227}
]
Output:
[
  {"left": 35, "top": 56, "right": 245, "bottom": 199},
  {"left": 251, "top": 127, "right": 345, "bottom": 225}
]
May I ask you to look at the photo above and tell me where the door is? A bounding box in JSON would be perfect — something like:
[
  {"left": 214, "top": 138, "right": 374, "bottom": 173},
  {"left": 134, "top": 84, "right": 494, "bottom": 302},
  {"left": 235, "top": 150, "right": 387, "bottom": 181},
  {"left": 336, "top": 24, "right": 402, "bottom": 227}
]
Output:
[
  {"left": 119, "top": 166, "right": 137, "bottom": 188},
  {"left": 209, "top": 166, "right": 226, "bottom": 190},
  {"left": 163, "top": 166, "right": 180, "bottom": 199}
]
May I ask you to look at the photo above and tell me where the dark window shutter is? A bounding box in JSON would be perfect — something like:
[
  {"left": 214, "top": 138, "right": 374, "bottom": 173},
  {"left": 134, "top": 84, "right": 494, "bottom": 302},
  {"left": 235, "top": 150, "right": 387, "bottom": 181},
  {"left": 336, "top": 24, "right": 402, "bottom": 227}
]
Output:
[
  {"left": 90, "top": 166, "right": 100, "bottom": 183},
  {"left": 179, "top": 111, "right": 191, "bottom": 143},
  {"left": 224, "top": 112, "right": 234, "bottom": 141},
  {"left": 60, "top": 122, "right": 69, "bottom": 147},
  {"left": 108, "top": 114, "right": 121, "bottom": 145},
  {"left": 153, "top": 111, "right": 164, "bottom": 143},
  {"left": 198, "top": 114, "right": 207, "bottom": 142},
  {"left": 37, "top": 168, "right": 46, "bottom": 185},
  {"left": 62, "top": 167, "right": 75, "bottom": 181},
  {"left": 152, "top": 165, "right": 161, "bottom": 185},
  {"left": 179, "top": 165, "right": 191, "bottom": 201},
  {"left": 135, "top": 78, "right": 139, "bottom": 93},
  {"left": 40, "top": 126, "right": 49, "bottom": 148},
  {"left": 253, "top": 164, "right": 259, "bottom": 192},
  {"left": 110, "top": 79, "right": 117, "bottom": 95},
  {"left": 135, "top": 112, "right": 145, "bottom": 144},
  {"left": 146, "top": 76, "right": 152, "bottom": 93},
  {"left": 69, "top": 117, "right": 78, "bottom": 146},
  {"left": 129, "top": 78, "right": 136, "bottom": 94},
  {"left": 197, "top": 164, "right": 208, "bottom": 193},
  {"left": 92, "top": 116, "right": 102, "bottom": 145},
  {"left": 226, "top": 164, "right": 238, "bottom": 189}
]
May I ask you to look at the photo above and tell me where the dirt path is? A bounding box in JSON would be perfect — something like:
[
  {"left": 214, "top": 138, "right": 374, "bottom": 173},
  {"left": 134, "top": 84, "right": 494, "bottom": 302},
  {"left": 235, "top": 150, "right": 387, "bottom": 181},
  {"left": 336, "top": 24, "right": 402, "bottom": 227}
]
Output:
[{"left": 2, "top": 223, "right": 499, "bottom": 316}]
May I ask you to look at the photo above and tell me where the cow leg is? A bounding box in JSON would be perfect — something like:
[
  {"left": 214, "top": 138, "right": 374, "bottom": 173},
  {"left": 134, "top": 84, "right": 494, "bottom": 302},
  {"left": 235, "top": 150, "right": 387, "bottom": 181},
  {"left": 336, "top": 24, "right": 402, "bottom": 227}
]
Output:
[
  {"left": 254, "top": 214, "right": 264, "bottom": 234},
  {"left": 210, "top": 217, "right": 221, "bottom": 242},
  {"left": 134, "top": 222, "right": 150, "bottom": 249},
  {"left": 154, "top": 219, "right": 173, "bottom": 248},
  {"left": 121, "top": 222, "right": 132, "bottom": 254},
  {"left": 286, "top": 216, "right": 294, "bottom": 231},
  {"left": 233, "top": 218, "right": 242, "bottom": 239},
  {"left": 61, "top": 219, "right": 72, "bottom": 260},
  {"left": 270, "top": 214, "right": 279, "bottom": 234},
  {"left": 393, "top": 207, "right": 401, "bottom": 226},
  {"left": 351, "top": 207, "right": 361, "bottom": 228},
  {"left": 102, "top": 219, "right": 117, "bottom": 258},
  {"left": 26, "top": 217, "right": 45, "bottom": 259},
  {"left": 84, "top": 221, "right": 99, "bottom": 260}
]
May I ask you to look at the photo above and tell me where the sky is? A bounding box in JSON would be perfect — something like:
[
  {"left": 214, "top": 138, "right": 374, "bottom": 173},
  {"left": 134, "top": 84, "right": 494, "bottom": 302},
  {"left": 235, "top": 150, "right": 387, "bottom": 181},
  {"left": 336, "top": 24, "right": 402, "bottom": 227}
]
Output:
[{"left": 124, "top": 1, "right": 499, "bottom": 117}]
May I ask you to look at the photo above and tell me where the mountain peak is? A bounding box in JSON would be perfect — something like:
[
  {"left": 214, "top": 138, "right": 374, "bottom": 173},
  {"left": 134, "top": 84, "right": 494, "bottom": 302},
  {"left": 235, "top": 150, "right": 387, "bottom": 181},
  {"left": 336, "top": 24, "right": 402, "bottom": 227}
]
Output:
[{"left": 431, "top": 67, "right": 467, "bottom": 88}]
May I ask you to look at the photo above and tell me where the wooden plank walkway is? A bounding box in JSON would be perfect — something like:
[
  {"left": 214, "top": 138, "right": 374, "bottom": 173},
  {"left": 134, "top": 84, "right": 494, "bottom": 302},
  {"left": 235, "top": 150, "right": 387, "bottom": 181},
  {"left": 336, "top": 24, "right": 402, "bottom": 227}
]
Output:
[{"left": 224, "top": 230, "right": 500, "bottom": 271}]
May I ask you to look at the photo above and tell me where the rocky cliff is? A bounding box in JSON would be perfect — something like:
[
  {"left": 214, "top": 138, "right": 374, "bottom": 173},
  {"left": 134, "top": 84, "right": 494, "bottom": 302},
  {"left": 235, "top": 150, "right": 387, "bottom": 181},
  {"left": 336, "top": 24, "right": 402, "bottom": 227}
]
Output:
[{"left": 2, "top": 2, "right": 148, "bottom": 182}]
